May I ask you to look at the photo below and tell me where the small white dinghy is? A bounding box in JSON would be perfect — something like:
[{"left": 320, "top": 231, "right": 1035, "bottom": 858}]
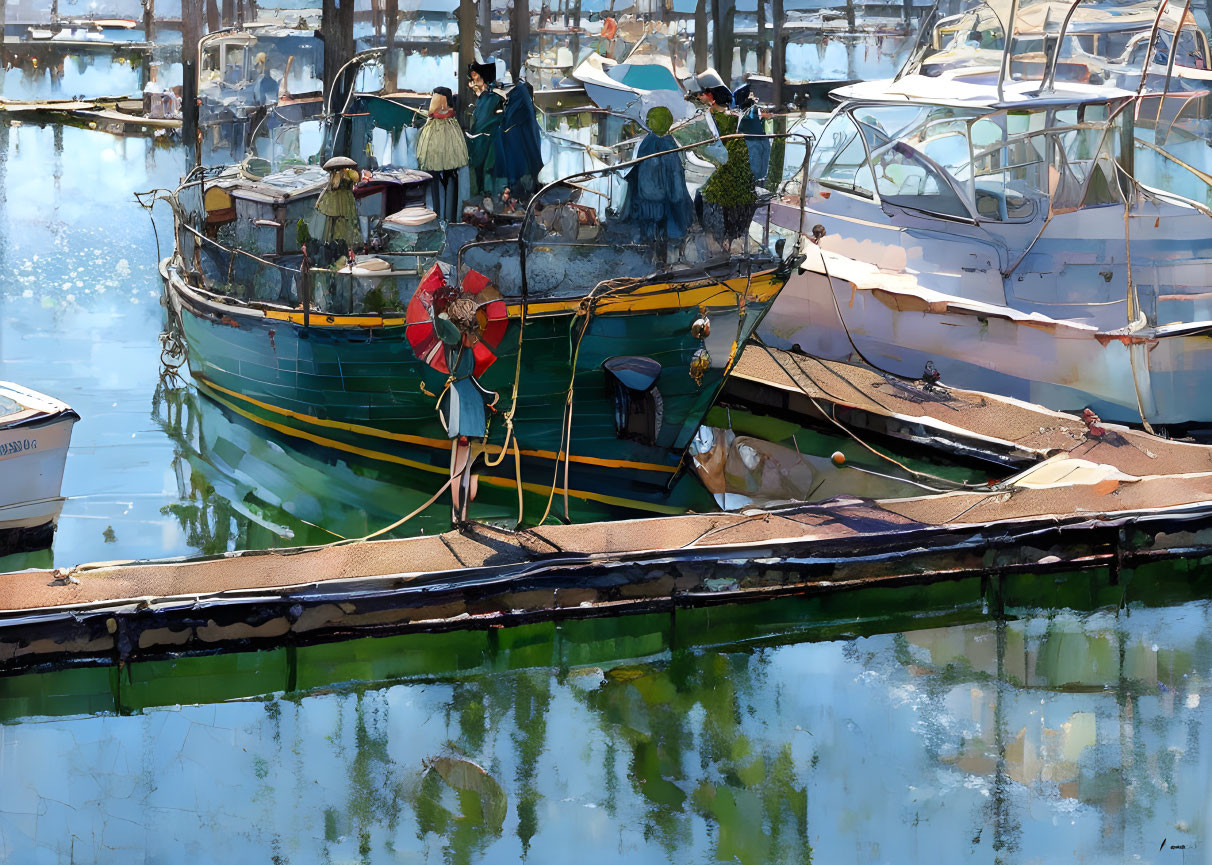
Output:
[{"left": 0, "top": 383, "right": 78, "bottom": 554}]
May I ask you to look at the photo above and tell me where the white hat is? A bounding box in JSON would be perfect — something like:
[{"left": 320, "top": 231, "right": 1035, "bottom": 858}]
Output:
[
  {"left": 692, "top": 69, "right": 726, "bottom": 92},
  {"left": 323, "top": 156, "right": 357, "bottom": 171}
]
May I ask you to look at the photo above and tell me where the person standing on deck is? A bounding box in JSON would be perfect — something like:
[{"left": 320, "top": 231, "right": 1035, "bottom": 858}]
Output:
[
  {"left": 315, "top": 156, "right": 363, "bottom": 255},
  {"left": 495, "top": 80, "right": 545, "bottom": 201},
  {"left": 466, "top": 60, "right": 505, "bottom": 199},
  {"left": 432, "top": 288, "right": 495, "bottom": 516},
  {"left": 417, "top": 86, "right": 469, "bottom": 223},
  {"left": 617, "top": 106, "right": 695, "bottom": 260},
  {"left": 688, "top": 69, "right": 757, "bottom": 252}
]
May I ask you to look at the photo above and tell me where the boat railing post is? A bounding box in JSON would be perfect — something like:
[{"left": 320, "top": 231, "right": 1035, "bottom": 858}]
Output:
[
  {"left": 996, "top": 0, "right": 1021, "bottom": 105},
  {"left": 301, "top": 253, "right": 311, "bottom": 330}
]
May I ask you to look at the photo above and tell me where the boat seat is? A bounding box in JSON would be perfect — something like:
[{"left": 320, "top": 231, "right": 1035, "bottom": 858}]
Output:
[{"left": 383, "top": 205, "right": 438, "bottom": 231}]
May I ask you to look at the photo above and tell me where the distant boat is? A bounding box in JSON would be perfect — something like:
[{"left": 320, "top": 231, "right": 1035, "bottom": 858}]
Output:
[
  {"left": 0, "top": 383, "right": 78, "bottom": 554},
  {"left": 572, "top": 32, "right": 695, "bottom": 121}
]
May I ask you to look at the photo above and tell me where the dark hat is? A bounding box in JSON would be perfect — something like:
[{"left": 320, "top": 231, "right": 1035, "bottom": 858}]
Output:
[
  {"left": 468, "top": 60, "right": 497, "bottom": 85},
  {"left": 433, "top": 85, "right": 453, "bottom": 99}
]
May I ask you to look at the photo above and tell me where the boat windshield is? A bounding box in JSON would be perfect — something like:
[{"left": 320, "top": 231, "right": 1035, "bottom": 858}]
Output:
[{"left": 812, "top": 101, "right": 1130, "bottom": 220}]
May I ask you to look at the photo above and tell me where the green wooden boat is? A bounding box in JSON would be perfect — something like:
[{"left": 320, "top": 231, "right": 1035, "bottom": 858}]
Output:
[{"left": 161, "top": 135, "right": 807, "bottom": 525}]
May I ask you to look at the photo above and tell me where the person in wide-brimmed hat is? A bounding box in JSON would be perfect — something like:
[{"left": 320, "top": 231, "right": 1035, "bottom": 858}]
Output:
[
  {"left": 687, "top": 69, "right": 734, "bottom": 111},
  {"left": 466, "top": 60, "right": 505, "bottom": 197},
  {"left": 686, "top": 68, "right": 756, "bottom": 250},
  {"left": 315, "top": 155, "right": 362, "bottom": 250}
]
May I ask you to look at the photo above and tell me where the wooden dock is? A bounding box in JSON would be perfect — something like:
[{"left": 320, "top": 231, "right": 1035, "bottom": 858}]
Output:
[{"left": 3, "top": 348, "right": 1212, "bottom": 674}]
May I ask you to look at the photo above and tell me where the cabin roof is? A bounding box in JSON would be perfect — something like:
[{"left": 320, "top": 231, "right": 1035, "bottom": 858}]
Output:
[{"left": 834, "top": 72, "right": 1135, "bottom": 109}]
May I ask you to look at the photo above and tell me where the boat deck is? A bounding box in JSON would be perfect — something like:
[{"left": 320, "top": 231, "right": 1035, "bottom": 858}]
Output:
[{"left": 4, "top": 348, "right": 1212, "bottom": 672}]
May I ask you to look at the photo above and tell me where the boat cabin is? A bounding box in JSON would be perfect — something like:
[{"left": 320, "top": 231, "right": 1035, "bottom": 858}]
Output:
[{"left": 809, "top": 78, "right": 1133, "bottom": 226}]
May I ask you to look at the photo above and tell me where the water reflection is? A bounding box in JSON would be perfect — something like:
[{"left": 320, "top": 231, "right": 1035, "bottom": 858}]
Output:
[{"left": 4, "top": 597, "right": 1212, "bottom": 862}]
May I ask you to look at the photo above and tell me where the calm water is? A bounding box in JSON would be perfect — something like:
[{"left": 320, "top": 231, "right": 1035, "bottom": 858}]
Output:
[
  {"left": 3, "top": 580, "right": 1211, "bottom": 864},
  {"left": 0, "top": 128, "right": 527, "bottom": 571}
]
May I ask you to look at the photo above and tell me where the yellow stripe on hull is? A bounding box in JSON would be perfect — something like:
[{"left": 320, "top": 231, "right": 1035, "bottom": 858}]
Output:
[
  {"left": 194, "top": 374, "right": 679, "bottom": 475},
  {"left": 197, "top": 380, "right": 685, "bottom": 516}
]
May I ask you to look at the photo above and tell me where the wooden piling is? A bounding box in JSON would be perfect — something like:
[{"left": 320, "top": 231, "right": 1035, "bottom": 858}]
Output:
[
  {"left": 206, "top": 0, "right": 219, "bottom": 34},
  {"left": 694, "top": 0, "right": 708, "bottom": 73},
  {"left": 142, "top": 0, "right": 156, "bottom": 43},
  {"left": 384, "top": 0, "right": 399, "bottom": 90},
  {"left": 711, "top": 0, "right": 735, "bottom": 78},
  {"left": 511, "top": 0, "right": 530, "bottom": 84},
  {"left": 756, "top": 0, "right": 768, "bottom": 75},
  {"left": 321, "top": 0, "right": 356, "bottom": 101},
  {"left": 771, "top": 0, "right": 784, "bottom": 108},
  {"left": 181, "top": 0, "right": 203, "bottom": 167},
  {"left": 457, "top": 0, "right": 476, "bottom": 120}
]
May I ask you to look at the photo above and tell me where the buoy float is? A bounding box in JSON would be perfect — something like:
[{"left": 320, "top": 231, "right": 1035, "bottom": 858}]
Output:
[{"left": 831, "top": 451, "right": 846, "bottom": 466}]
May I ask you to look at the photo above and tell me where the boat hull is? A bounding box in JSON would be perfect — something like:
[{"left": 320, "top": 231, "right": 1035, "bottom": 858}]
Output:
[
  {"left": 0, "top": 408, "right": 76, "bottom": 552},
  {"left": 166, "top": 263, "right": 787, "bottom": 516},
  {"left": 763, "top": 265, "right": 1212, "bottom": 426}
]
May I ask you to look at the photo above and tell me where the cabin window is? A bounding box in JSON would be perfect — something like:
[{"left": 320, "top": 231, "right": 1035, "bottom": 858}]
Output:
[
  {"left": 857, "top": 119, "right": 971, "bottom": 219},
  {"left": 603, "top": 357, "right": 664, "bottom": 446},
  {"left": 1176, "top": 26, "right": 1207, "bottom": 69},
  {"left": 809, "top": 113, "right": 875, "bottom": 198}
]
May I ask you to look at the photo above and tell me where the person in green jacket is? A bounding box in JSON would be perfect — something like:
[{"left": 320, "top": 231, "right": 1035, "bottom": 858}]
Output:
[
  {"left": 466, "top": 60, "right": 505, "bottom": 198},
  {"left": 315, "top": 155, "right": 362, "bottom": 252},
  {"left": 690, "top": 69, "right": 757, "bottom": 251}
]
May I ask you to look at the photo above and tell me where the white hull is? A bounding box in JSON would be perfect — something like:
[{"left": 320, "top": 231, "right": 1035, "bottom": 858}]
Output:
[
  {"left": 763, "top": 244, "right": 1212, "bottom": 425},
  {"left": 0, "top": 383, "right": 78, "bottom": 538}
]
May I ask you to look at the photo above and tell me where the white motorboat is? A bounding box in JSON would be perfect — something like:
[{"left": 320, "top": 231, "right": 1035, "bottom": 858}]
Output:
[
  {"left": 763, "top": 73, "right": 1212, "bottom": 426},
  {"left": 0, "top": 383, "right": 78, "bottom": 553}
]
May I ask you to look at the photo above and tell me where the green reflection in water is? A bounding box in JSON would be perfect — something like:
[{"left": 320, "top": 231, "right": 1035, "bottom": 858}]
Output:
[{"left": 6, "top": 571, "right": 1212, "bottom": 862}]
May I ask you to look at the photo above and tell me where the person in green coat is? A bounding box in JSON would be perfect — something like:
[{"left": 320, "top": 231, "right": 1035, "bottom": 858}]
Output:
[
  {"left": 466, "top": 60, "right": 505, "bottom": 199},
  {"left": 315, "top": 155, "right": 362, "bottom": 252},
  {"left": 690, "top": 69, "right": 757, "bottom": 251}
]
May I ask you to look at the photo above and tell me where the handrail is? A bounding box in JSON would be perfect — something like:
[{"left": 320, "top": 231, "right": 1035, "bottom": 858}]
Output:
[
  {"left": 175, "top": 130, "right": 810, "bottom": 315},
  {"left": 1042, "top": 0, "right": 1087, "bottom": 93}
]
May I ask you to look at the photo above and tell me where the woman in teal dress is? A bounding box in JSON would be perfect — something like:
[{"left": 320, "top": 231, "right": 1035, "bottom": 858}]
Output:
[{"left": 466, "top": 61, "right": 505, "bottom": 198}]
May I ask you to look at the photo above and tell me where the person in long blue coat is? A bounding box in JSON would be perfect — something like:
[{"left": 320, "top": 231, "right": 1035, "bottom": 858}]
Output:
[
  {"left": 617, "top": 106, "right": 695, "bottom": 258},
  {"left": 466, "top": 60, "right": 505, "bottom": 198},
  {"left": 495, "top": 80, "right": 545, "bottom": 200}
]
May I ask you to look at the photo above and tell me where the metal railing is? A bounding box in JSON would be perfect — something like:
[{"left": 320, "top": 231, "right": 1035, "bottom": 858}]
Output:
[{"left": 169, "top": 127, "right": 813, "bottom": 318}]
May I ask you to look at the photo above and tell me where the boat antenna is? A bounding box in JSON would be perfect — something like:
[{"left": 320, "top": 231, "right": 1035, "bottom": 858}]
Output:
[{"left": 996, "top": 0, "right": 1022, "bottom": 104}]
